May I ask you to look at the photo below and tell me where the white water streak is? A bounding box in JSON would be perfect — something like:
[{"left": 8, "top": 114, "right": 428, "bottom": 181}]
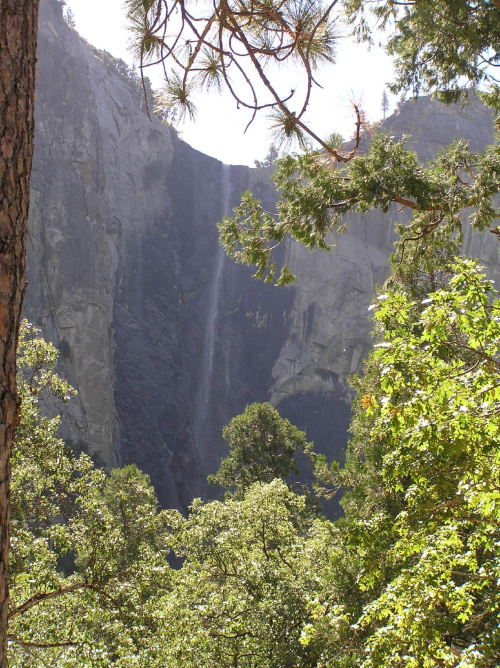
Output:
[{"left": 192, "top": 164, "right": 232, "bottom": 459}]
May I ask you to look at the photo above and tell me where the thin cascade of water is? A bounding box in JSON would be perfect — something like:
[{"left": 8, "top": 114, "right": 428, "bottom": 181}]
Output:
[{"left": 192, "top": 163, "right": 232, "bottom": 463}]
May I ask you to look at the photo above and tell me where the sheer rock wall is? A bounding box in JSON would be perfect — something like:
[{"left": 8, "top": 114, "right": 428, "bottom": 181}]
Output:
[{"left": 25, "top": 0, "right": 499, "bottom": 509}]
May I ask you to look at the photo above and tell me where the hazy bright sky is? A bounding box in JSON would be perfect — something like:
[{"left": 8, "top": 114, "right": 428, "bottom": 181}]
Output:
[{"left": 66, "top": 0, "right": 396, "bottom": 166}]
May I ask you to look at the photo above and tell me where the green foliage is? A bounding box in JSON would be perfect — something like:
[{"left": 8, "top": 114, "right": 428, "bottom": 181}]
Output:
[
  {"left": 126, "top": 0, "right": 337, "bottom": 149},
  {"left": 312, "top": 260, "right": 500, "bottom": 667},
  {"left": 359, "top": 260, "right": 500, "bottom": 666},
  {"left": 203, "top": 0, "right": 500, "bottom": 289},
  {"left": 254, "top": 144, "right": 279, "bottom": 169},
  {"left": 208, "top": 402, "right": 313, "bottom": 497},
  {"left": 156, "top": 479, "right": 335, "bottom": 668},
  {"left": 9, "top": 322, "right": 171, "bottom": 666},
  {"left": 220, "top": 132, "right": 500, "bottom": 284},
  {"left": 13, "top": 260, "right": 500, "bottom": 666},
  {"left": 150, "top": 257, "right": 500, "bottom": 668},
  {"left": 325, "top": 132, "right": 345, "bottom": 152},
  {"left": 343, "top": 0, "right": 500, "bottom": 101},
  {"left": 154, "top": 71, "right": 197, "bottom": 124},
  {"left": 381, "top": 90, "right": 389, "bottom": 119},
  {"left": 124, "top": 3, "right": 500, "bottom": 665}
]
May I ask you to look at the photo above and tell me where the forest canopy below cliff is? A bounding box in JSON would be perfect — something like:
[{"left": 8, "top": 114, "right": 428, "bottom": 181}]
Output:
[{"left": 10, "top": 253, "right": 500, "bottom": 666}]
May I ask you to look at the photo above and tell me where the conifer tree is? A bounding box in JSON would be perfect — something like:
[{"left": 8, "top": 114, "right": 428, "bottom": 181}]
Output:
[
  {"left": 208, "top": 402, "right": 312, "bottom": 497},
  {"left": 381, "top": 90, "right": 389, "bottom": 119}
]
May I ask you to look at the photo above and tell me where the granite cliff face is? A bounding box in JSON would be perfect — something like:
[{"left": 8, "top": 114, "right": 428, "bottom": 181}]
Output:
[
  {"left": 28, "top": 0, "right": 294, "bottom": 509},
  {"left": 26, "top": 0, "right": 499, "bottom": 510},
  {"left": 271, "top": 95, "right": 500, "bottom": 452}
]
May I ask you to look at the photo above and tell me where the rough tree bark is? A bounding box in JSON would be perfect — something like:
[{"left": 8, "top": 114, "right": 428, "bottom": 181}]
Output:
[{"left": 0, "top": 0, "right": 40, "bottom": 665}]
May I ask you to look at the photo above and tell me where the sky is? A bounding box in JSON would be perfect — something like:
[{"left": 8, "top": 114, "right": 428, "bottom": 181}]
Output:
[{"left": 65, "top": 0, "right": 396, "bottom": 167}]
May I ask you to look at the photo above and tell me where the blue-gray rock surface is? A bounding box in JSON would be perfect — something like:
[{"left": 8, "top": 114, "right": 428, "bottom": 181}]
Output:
[{"left": 25, "top": 0, "right": 500, "bottom": 510}]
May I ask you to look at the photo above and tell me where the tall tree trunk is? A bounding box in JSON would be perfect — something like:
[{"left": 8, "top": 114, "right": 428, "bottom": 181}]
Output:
[{"left": 0, "top": 0, "right": 39, "bottom": 665}]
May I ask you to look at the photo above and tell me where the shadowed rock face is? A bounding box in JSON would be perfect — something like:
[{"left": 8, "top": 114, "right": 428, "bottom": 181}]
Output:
[
  {"left": 27, "top": 0, "right": 294, "bottom": 510},
  {"left": 26, "top": 0, "right": 499, "bottom": 511}
]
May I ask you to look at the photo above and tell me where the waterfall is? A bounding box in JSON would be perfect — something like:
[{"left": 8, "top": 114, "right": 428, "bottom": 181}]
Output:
[{"left": 192, "top": 163, "right": 232, "bottom": 466}]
